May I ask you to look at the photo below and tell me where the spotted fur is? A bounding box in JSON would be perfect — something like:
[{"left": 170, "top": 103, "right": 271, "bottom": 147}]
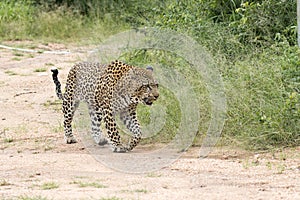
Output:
[{"left": 51, "top": 60, "right": 159, "bottom": 152}]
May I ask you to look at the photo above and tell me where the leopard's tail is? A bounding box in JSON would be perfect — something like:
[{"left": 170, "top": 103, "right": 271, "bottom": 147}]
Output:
[{"left": 51, "top": 68, "right": 63, "bottom": 100}]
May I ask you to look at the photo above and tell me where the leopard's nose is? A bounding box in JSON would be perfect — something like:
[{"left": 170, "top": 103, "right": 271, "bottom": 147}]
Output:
[{"left": 154, "top": 93, "right": 159, "bottom": 99}]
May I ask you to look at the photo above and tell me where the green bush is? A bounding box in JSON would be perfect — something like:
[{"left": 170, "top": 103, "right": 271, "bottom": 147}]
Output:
[
  {"left": 223, "top": 46, "right": 299, "bottom": 149},
  {"left": 34, "top": 0, "right": 166, "bottom": 25},
  {"left": 0, "top": 0, "right": 129, "bottom": 42},
  {"left": 0, "top": 0, "right": 36, "bottom": 39},
  {"left": 233, "top": 0, "right": 297, "bottom": 46},
  {"left": 147, "top": 0, "right": 299, "bottom": 149},
  {"left": 0, "top": 0, "right": 35, "bottom": 22}
]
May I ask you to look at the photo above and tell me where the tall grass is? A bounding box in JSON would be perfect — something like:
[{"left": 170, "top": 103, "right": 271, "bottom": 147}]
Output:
[
  {"left": 223, "top": 46, "right": 299, "bottom": 149},
  {"left": 0, "top": 0, "right": 129, "bottom": 42},
  {"left": 149, "top": 0, "right": 299, "bottom": 150},
  {"left": 0, "top": 0, "right": 35, "bottom": 40}
]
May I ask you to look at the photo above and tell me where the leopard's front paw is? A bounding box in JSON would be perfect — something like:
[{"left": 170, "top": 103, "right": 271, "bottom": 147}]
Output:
[
  {"left": 112, "top": 145, "right": 128, "bottom": 153},
  {"left": 93, "top": 136, "right": 108, "bottom": 146},
  {"left": 65, "top": 136, "right": 77, "bottom": 144},
  {"left": 97, "top": 138, "right": 108, "bottom": 146}
]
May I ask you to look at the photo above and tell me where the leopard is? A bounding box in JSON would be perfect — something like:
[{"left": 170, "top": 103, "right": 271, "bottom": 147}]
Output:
[{"left": 51, "top": 60, "right": 159, "bottom": 153}]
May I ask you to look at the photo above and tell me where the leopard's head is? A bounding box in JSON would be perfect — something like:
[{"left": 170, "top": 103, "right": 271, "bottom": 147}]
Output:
[
  {"left": 112, "top": 63, "right": 159, "bottom": 107},
  {"left": 123, "top": 66, "right": 159, "bottom": 106},
  {"left": 138, "top": 66, "right": 159, "bottom": 105}
]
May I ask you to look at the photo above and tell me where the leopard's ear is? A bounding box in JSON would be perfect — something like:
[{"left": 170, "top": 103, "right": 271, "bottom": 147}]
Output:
[{"left": 146, "top": 66, "right": 153, "bottom": 72}]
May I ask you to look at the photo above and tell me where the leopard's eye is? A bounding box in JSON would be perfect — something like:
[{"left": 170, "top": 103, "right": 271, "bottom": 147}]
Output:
[
  {"left": 146, "top": 85, "right": 152, "bottom": 92},
  {"left": 149, "top": 83, "right": 158, "bottom": 88},
  {"left": 140, "top": 84, "right": 149, "bottom": 91},
  {"left": 142, "top": 83, "right": 150, "bottom": 87}
]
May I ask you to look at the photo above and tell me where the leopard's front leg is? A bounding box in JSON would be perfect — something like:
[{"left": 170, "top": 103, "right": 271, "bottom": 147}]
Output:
[
  {"left": 104, "top": 109, "right": 128, "bottom": 153},
  {"left": 119, "top": 105, "right": 142, "bottom": 151}
]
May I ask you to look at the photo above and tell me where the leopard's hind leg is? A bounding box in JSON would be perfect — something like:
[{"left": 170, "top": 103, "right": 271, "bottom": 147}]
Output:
[{"left": 62, "top": 98, "right": 79, "bottom": 144}]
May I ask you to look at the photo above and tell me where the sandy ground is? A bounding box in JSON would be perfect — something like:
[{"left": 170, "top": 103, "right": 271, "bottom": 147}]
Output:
[{"left": 0, "top": 42, "right": 299, "bottom": 200}]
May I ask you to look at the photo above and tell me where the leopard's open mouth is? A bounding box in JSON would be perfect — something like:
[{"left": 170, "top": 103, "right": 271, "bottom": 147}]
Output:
[
  {"left": 145, "top": 101, "right": 153, "bottom": 106},
  {"left": 143, "top": 98, "right": 154, "bottom": 106}
]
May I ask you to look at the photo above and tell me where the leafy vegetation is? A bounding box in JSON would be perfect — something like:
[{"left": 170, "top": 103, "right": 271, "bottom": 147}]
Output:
[{"left": 0, "top": 0, "right": 299, "bottom": 150}]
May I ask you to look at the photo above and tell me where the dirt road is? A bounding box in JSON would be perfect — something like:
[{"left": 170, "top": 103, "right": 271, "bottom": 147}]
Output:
[{"left": 0, "top": 42, "right": 299, "bottom": 200}]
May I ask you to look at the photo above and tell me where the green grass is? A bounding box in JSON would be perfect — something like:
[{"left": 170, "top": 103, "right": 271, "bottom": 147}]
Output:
[
  {"left": 0, "top": 1, "right": 129, "bottom": 43},
  {"left": 5, "top": 70, "right": 18, "bottom": 76},
  {"left": 12, "top": 57, "right": 22, "bottom": 61},
  {"left": 121, "top": 189, "right": 149, "bottom": 194},
  {"left": 51, "top": 122, "right": 64, "bottom": 133},
  {"left": 0, "top": 81, "right": 5, "bottom": 87},
  {"left": 45, "top": 63, "right": 55, "bottom": 66},
  {"left": 134, "top": 189, "right": 148, "bottom": 193},
  {"left": 222, "top": 46, "right": 300, "bottom": 150},
  {"left": 34, "top": 68, "right": 47, "bottom": 72},
  {"left": 18, "top": 196, "right": 49, "bottom": 200},
  {"left": 3, "top": 138, "right": 14, "bottom": 143},
  {"left": 70, "top": 180, "right": 107, "bottom": 188},
  {"left": 40, "top": 182, "right": 59, "bottom": 190},
  {"left": 27, "top": 54, "right": 35, "bottom": 58},
  {"left": 146, "top": 172, "right": 162, "bottom": 178},
  {"left": 13, "top": 52, "right": 24, "bottom": 57},
  {"left": 43, "top": 99, "right": 62, "bottom": 112}
]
